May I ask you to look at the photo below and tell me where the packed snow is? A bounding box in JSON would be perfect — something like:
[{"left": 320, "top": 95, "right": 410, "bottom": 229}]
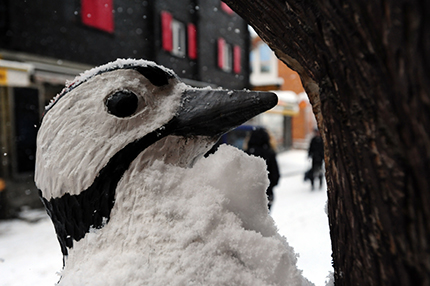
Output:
[
  {"left": 54, "top": 145, "right": 308, "bottom": 285},
  {"left": 0, "top": 148, "right": 333, "bottom": 286}
]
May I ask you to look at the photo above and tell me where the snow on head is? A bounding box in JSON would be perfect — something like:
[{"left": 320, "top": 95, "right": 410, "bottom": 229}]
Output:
[
  {"left": 45, "top": 58, "right": 176, "bottom": 113},
  {"left": 60, "top": 145, "right": 312, "bottom": 286}
]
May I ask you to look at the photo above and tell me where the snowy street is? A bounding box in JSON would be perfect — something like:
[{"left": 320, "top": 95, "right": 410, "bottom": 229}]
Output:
[
  {"left": 0, "top": 149, "right": 333, "bottom": 286},
  {"left": 271, "top": 149, "right": 333, "bottom": 285}
]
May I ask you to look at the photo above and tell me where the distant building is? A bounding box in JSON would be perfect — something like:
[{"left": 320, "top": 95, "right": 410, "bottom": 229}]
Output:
[
  {"left": 0, "top": 0, "right": 250, "bottom": 216},
  {"left": 250, "top": 35, "right": 316, "bottom": 150}
]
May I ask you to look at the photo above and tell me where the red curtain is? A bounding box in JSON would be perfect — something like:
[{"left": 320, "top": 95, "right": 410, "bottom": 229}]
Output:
[
  {"left": 187, "top": 23, "right": 197, "bottom": 60},
  {"left": 234, "top": 45, "right": 241, "bottom": 73},
  {"left": 161, "top": 11, "right": 173, "bottom": 52}
]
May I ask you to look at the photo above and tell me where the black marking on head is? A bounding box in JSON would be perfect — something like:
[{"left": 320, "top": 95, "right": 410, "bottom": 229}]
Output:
[
  {"left": 132, "top": 66, "right": 172, "bottom": 87},
  {"left": 40, "top": 120, "right": 178, "bottom": 256}
]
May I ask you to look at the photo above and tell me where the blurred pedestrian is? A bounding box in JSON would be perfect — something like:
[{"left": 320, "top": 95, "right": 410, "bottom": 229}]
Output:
[
  {"left": 305, "top": 128, "right": 324, "bottom": 190},
  {"left": 245, "top": 127, "right": 280, "bottom": 211}
]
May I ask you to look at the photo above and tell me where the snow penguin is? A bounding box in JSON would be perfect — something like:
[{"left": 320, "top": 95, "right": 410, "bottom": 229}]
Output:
[{"left": 36, "top": 59, "right": 313, "bottom": 285}]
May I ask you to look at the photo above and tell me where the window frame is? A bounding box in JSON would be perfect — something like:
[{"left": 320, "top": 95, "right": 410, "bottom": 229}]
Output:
[{"left": 171, "top": 19, "right": 186, "bottom": 57}]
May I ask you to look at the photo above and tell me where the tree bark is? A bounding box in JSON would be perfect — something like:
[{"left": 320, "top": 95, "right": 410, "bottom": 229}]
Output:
[{"left": 223, "top": 0, "right": 430, "bottom": 285}]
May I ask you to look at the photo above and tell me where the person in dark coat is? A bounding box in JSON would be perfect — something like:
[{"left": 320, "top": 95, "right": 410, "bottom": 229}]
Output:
[
  {"left": 306, "top": 128, "right": 324, "bottom": 190},
  {"left": 245, "top": 127, "right": 280, "bottom": 211}
]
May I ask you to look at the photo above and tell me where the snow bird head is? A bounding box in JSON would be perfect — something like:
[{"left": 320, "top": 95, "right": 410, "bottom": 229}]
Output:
[{"left": 35, "top": 59, "right": 277, "bottom": 257}]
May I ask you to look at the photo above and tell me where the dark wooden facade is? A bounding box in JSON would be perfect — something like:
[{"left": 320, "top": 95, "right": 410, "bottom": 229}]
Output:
[
  {"left": 1, "top": 0, "right": 249, "bottom": 88},
  {"left": 0, "top": 0, "right": 250, "bottom": 217}
]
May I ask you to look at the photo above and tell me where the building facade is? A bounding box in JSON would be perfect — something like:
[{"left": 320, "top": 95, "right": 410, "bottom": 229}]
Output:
[
  {"left": 250, "top": 35, "right": 316, "bottom": 151},
  {"left": 0, "top": 0, "right": 250, "bottom": 217}
]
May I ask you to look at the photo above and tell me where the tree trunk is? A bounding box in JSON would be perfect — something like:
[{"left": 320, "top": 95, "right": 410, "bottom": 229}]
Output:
[{"left": 223, "top": 0, "right": 430, "bottom": 285}]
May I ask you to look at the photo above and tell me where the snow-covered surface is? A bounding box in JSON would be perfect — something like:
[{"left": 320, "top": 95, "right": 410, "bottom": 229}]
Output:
[
  {"left": 55, "top": 145, "right": 308, "bottom": 285},
  {"left": 1, "top": 149, "right": 332, "bottom": 286},
  {"left": 34, "top": 58, "right": 318, "bottom": 285},
  {"left": 0, "top": 216, "right": 62, "bottom": 285},
  {"left": 46, "top": 58, "right": 175, "bottom": 112},
  {"left": 271, "top": 150, "right": 333, "bottom": 285}
]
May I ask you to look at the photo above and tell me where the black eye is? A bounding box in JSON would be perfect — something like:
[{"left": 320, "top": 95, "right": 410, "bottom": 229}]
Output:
[{"left": 106, "top": 91, "right": 138, "bottom": 117}]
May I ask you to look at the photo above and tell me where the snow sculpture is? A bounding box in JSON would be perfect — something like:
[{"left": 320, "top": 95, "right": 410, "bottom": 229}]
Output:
[{"left": 36, "top": 59, "right": 313, "bottom": 285}]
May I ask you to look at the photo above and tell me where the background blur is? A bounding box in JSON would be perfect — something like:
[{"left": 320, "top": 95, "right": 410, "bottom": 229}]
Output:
[{"left": 0, "top": 0, "right": 316, "bottom": 217}]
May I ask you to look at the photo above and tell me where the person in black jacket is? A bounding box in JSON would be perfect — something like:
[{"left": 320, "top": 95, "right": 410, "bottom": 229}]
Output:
[
  {"left": 306, "top": 128, "right": 325, "bottom": 190},
  {"left": 245, "top": 127, "right": 280, "bottom": 211}
]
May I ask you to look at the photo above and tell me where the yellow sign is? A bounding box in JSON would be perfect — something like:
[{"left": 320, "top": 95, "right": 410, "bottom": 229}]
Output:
[
  {"left": 0, "top": 178, "right": 5, "bottom": 192},
  {"left": 0, "top": 68, "right": 7, "bottom": 85}
]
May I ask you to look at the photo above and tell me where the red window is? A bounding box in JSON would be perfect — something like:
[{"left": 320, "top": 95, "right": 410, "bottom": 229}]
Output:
[
  {"left": 81, "top": 0, "right": 114, "bottom": 33},
  {"left": 221, "top": 2, "right": 234, "bottom": 15},
  {"left": 161, "top": 11, "right": 173, "bottom": 52},
  {"left": 162, "top": 12, "right": 197, "bottom": 59},
  {"left": 187, "top": 23, "right": 197, "bottom": 60},
  {"left": 234, "top": 45, "right": 241, "bottom": 74},
  {"left": 218, "top": 38, "right": 234, "bottom": 72}
]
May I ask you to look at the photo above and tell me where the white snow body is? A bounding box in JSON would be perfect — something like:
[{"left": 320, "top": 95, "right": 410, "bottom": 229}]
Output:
[
  {"left": 35, "top": 59, "right": 313, "bottom": 285},
  {"left": 60, "top": 145, "right": 311, "bottom": 285}
]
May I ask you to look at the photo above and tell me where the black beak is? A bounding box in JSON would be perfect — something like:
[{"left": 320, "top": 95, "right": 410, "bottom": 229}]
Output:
[{"left": 171, "top": 89, "right": 278, "bottom": 137}]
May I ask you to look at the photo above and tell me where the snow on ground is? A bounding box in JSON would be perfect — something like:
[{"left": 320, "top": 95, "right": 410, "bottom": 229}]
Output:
[
  {"left": 0, "top": 149, "right": 332, "bottom": 286},
  {"left": 271, "top": 149, "right": 333, "bottom": 286},
  {"left": 0, "top": 214, "right": 62, "bottom": 286}
]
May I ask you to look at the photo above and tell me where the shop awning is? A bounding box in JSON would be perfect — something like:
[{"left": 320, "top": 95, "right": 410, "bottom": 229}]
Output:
[
  {"left": 267, "top": 90, "right": 299, "bottom": 116},
  {"left": 30, "top": 61, "right": 88, "bottom": 85},
  {"left": 0, "top": 60, "right": 34, "bottom": 87}
]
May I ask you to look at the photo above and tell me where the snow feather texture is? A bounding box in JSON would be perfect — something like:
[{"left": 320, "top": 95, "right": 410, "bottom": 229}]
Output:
[
  {"left": 60, "top": 145, "right": 312, "bottom": 286},
  {"left": 36, "top": 59, "right": 313, "bottom": 285}
]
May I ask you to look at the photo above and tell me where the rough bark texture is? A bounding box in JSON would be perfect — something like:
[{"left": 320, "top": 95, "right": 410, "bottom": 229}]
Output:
[{"left": 223, "top": 0, "right": 430, "bottom": 285}]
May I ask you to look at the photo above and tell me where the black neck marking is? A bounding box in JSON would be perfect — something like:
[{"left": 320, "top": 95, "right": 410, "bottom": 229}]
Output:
[{"left": 40, "top": 120, "right": 178, "bottom": 256}]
